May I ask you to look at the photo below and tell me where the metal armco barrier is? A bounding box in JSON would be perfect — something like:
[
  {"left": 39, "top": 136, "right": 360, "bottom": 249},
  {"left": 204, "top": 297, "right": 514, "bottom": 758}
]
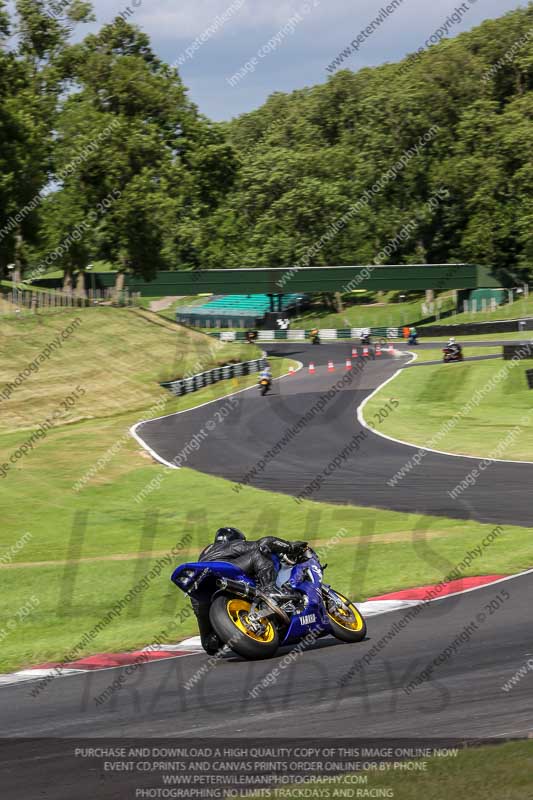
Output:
[
  {"left": 160, "top": 358, "right": 267, "bottom": 397},
  {"left": 423, "top": 318, "right": 533, "bottom": 337},
  {"left": 211, "top": 327, "right": 402, "bottom": 342},
  {"left": 503, "top": 343, "right": 533, "bottom": 361}
]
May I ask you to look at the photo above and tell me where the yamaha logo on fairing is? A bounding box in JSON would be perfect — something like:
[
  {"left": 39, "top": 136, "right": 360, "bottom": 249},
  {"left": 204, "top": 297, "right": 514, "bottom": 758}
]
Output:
[{"left": 300, "top": 614, "right": 316, "bottom": 625}]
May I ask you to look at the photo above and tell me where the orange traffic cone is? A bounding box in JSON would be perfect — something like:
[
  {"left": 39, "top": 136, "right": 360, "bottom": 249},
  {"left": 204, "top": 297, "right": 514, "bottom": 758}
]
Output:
[
  {"left": 388, "top": 343, "right": 394, "bottom": 354},
  {"left": 345, "top": 359, "right": 352, "bottom": 370},
  {"left": 309, "top": 363, "right": 315, "bottom": 374},
  {"left": 288, "top": 366, "right": 295, "bottom": 375},
  {"left": 376, "top": 344, "right": 382, "bottom": 356},
  {"left": 328, "top": 360, "right": 335, "bottom": 372},
  {"left": 352, "top": 347, "right": 358, "bottom": 358},
  {"left": 363, "top": 346, "right": 369, "bottom": 357}
]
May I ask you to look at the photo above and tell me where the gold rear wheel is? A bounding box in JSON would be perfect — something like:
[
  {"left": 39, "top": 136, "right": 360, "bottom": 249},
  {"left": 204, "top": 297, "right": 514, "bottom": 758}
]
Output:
[
  {"left": 226, "top": 598, "right": 275, "bottom": 643},
  {"left": 209, "top": 594, "right": 280, "bottom": 659}
]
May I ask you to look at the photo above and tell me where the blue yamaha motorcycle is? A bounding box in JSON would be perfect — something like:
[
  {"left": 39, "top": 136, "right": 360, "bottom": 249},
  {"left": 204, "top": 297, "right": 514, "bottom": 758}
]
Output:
[{"left": 171, "top": 547, "right": 367, "bottom": 660}]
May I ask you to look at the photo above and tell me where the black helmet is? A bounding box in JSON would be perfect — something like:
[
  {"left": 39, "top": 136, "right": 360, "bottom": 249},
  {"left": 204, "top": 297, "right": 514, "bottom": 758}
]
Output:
[{"left": 215, "top": 527, "right": 246, "bottom": 544}]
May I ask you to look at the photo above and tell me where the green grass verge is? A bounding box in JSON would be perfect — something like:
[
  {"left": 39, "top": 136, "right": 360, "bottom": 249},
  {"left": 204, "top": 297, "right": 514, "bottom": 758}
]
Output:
[
  {"left": 363, "top": 357, "right": 533, "bottom": 460},
  {"left": 421, "top": 295, "right": 533, "bottom": 326},
  {"left": 271, "top": 741, "right": 533, "bottom": 800},
  {"left": 417, "top": 331, "right": 533, "bottom": 342},
  {"left": 408, "top": 346, "right": 502, "bottom": 363},
  {"left": 2, "top": 358, "right": 532, "bottom": 672},
  {"left": 1, "top": 309, "right": 532, "bottom": 673},
  {"left": 291, "top": 298, "right": 429, "bottom": 330},
  {"left": 0, "top": 307, "right": 262, "bottom": 433}
]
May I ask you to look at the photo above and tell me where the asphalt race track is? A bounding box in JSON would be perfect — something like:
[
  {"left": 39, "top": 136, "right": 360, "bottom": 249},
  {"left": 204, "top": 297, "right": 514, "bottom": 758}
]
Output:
[
  {"left": 134, "top": 341, "right": 533, "bottom": 526},
  {"left": 1, "top": 570, "right": 532, "bottom": 797},
  {"left": 2, "top": 339, "right": 532, "bottom": 799},
  {"left": 2, "top": 570, "right": 532, "bottom": 739}
]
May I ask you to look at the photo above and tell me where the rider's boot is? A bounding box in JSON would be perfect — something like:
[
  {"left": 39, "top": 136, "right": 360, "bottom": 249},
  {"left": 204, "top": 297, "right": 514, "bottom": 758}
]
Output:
[{"left": 201, "top": 632, "right": 223, "bottom": 656}]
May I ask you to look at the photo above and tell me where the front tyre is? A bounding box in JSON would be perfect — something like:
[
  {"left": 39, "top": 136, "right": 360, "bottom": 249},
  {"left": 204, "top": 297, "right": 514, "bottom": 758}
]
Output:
[
  {"left": 324, "top": 589, "right": 367, "bottom": 643},
  {"left": 209, "top": 595, "right": 279, "bottom": 660}
]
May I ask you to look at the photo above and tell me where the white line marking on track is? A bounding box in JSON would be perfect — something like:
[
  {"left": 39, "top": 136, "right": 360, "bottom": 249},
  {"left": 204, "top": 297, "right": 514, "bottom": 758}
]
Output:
[
  {"left": 357, "top": 357, "right": 533, "bottom": 465},
  {"left": 130, "top": 361, "right": 304, "bottom": 470},
  {"left": 2, "top": 570, "right": 530, "bottom": 688}
]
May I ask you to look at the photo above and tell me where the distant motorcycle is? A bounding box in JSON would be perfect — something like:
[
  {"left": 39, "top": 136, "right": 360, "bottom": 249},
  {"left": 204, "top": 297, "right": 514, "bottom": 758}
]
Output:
[
  {"left": 360, "top": 332, "right": 372, "bottom": 346},
  {"left": 171, "top": 545, "right": 367, "bottom": 660},
  {"left": 310, "top": 330, "right": 321, "bottom": 345},
  {"left": 259, "top": 377, "right": 272, "bottom": 396},
  {"left": 443, "top": 346, "right": 463, "bottom": 363},
  {"left": 408, "top": 333, "right": 419, "bottom": 346}
]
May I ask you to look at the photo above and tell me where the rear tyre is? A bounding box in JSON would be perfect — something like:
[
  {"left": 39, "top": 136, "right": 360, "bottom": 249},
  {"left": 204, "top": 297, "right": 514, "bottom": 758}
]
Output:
[
  {"left": 209, "top": 595, "right": 279, "bottom": 660},
  {"left": 324, "top": 589, "right": 367, "bottom": 643}
]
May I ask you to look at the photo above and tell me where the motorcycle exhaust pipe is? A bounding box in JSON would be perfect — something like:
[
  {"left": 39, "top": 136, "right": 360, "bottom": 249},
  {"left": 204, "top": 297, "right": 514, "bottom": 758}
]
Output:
[
  {"left": 216, "top": 578, "right": 291, "bottom": 625},
  {"left": 216, "top": 577, "right": 256, "bottom": 599}
]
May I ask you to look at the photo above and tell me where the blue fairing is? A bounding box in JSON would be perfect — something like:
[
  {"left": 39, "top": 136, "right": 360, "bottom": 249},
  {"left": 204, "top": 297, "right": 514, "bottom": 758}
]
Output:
[
  {"left": 171, "top": 560, "right": 254, "bottom": 603},
  {"left": 171, "top": 553, "right": 335, "bottom": 644},
  {"left": 279, "top": 558, "right": 330, "bottom": 644}
]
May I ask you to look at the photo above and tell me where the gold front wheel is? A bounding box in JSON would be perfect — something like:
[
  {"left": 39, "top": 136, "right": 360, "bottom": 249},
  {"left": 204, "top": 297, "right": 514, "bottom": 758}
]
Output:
[{"left": 325, "top": 590, "right": 367, "bottom": 643}]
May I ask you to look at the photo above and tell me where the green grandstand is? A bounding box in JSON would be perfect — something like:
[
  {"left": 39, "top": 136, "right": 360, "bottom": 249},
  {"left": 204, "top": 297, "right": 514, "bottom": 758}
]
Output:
[{"left": 176, "top": 293, "right": 305, "bottom": 327}]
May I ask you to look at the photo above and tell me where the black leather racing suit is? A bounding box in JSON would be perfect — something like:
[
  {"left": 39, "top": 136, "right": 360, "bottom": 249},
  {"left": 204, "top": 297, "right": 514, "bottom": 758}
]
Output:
[{"left": 191, "top": 537, "right": 305, "bottom": 652}]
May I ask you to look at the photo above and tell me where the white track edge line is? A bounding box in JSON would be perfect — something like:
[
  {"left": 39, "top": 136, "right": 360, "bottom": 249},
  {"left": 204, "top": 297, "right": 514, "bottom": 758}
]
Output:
[
  {"left": 2, "top": 569, "right": 531, "bottom": 687},
  {"left": 357, "top": 357, "right": 533, "bottom": 465},
  {"left": 130, "top": 360, "right": 304, "bottom": 470}
]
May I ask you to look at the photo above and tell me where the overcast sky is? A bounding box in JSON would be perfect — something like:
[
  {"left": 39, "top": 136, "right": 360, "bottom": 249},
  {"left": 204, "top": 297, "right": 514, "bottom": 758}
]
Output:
[{"left": 89, "top": 0, "right": 526, "bottom": 120}]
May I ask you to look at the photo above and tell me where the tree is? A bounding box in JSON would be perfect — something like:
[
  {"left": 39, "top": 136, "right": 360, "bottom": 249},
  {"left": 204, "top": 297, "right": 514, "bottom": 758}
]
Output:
[{"left": 0, "top": 0, "right": 93, "bottom": 282}]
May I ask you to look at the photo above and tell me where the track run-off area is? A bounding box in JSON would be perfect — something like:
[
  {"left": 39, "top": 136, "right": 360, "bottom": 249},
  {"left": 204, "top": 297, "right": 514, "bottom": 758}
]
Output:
[
  {"left": 134, "top": 341, "right": 533, "bottom": 527},
  {"left": 1, "top": 339, "right": 532, "bottom": 799}
]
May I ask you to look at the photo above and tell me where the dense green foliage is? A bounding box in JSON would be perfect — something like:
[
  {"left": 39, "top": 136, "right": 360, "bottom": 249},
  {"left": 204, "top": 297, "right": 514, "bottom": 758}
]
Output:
[
  {"left": 0, "top": 2, "right": 531, "bottom": 288},
  {"left": 213, "top": 4, "right": 533, "bottom": 283}
]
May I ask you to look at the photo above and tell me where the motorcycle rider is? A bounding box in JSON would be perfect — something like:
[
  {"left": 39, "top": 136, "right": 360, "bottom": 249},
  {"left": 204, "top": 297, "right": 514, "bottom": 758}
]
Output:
[
  {"left": 310, "top": 328, "right": 320, "bottom": 344},
  {"left": 190, "top": 528, "right": 308, "bottom": 654},
  {"left": 258, "top": 363, "right": 272, "bottom": 395},
  {"left": 446, "top": 337, "right": 462, "bottom": 356}
]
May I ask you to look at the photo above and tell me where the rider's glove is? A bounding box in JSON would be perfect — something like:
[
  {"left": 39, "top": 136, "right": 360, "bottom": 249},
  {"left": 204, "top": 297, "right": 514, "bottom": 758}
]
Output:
[{"left": 290, "top": 541, "right": 308, "bottom": 554}]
